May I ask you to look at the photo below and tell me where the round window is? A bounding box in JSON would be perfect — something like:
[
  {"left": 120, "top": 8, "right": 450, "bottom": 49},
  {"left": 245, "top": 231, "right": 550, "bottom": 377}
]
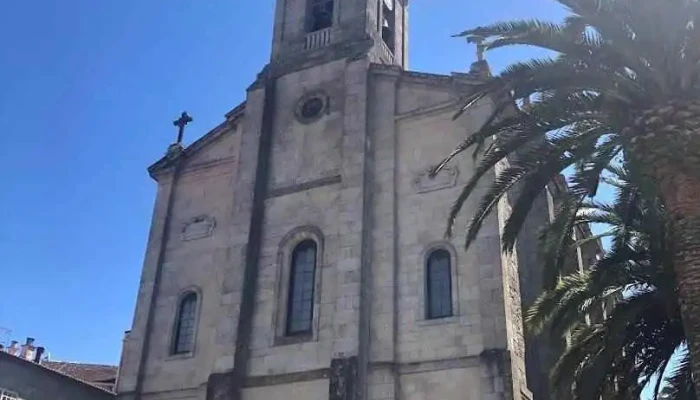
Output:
[
  {"left": 295, "top": 92, "right": 328, "bottom": 123},
  {"left": 301, "top": 97, "right": 324, "bottom": 119}
]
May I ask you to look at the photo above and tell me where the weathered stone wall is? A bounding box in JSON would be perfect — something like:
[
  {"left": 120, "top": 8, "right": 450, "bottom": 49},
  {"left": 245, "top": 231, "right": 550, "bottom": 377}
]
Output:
[
  {"left": 209, "top": 86, "right": 268, "bottom": 379},
  {"left": 267, "top": 58, "right": 346, "bottom": 190},
  {"left": 399, "top": 366, "right": 489, "bottom": 400},
  {"left": 365, "top": 68, "right": 400, "bottom": 400},
  {"left": 365, "top": 67, "right": 531, "bottom": 400},
  {"left": 242, "top": 379, "right": 328, "bottom": 399},
  {"left": 495, "top": 189, "right": 529, "bottom": 400},
  {"left": 0, "top": 353, "right": 114, "bottom": 400},
  {"left": 240, "top": 56, "right": 370, "bottom": 382},
  {"left": 116, "top": 125, "right": 241, "bottom": 398},
  {"left": 515, "top": 178, "right": 604, "bottom": 399},
  {"left": 394, "top": 122, "right": 485, "bottom": 360},
  {"left": 118, "top": 61, "right": 542, "bottom": 400},
  {"left": 515, "top": 189, "right": 557, "bottom": 400}
]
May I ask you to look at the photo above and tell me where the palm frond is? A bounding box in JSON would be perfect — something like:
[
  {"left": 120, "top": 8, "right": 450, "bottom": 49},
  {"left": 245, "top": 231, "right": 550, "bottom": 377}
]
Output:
[
  {"left": 525, "top": 164, "right": 688, "bottom": 398},
  {"left": 660, "top": 351, "right": 696, "bottom": 399}
]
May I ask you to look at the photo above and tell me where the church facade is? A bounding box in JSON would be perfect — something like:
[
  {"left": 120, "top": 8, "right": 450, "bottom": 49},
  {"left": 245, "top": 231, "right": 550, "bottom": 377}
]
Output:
[{"left": 115, "top": 1, "right": 561, "bottom": 399}]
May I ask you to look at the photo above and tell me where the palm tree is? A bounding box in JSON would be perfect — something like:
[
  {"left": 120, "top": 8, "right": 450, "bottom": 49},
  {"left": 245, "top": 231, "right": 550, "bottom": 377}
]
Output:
[
  {"left": 661, "top": 356, "right": 696, "bottom": 400},
  {"left": 528, "top": 168, "right": 693, "bottom": 399},
  {"left": 435, "top": 0, "right": 700, "bottom": 387}
]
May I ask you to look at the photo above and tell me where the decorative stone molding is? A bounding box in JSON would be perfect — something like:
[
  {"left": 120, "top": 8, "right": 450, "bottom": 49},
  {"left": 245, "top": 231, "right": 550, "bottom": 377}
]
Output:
[
  {"left": 181, "top": 215, "right": 216, "bottom": 242},
  {"left": 245, "top": 368, "right": 330, "bottom": 388},
  {"left": 181, "top": 157, "right": 238, "bottom": 176},
  {"left": 395, "top": 98, "right": 462, "bottom": 122},
  {"left": 413, "top": 166, "right": 459, "bottom": 194},
  {"left": 294, "top": 90, "right": 330, "bottom": 124},
  {"left": 268, "top": 174, "right": 342, "bottom": 199}
]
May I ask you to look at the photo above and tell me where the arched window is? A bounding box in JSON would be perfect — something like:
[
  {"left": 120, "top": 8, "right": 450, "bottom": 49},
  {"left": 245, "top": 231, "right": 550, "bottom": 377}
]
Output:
[
  {"left": 426, "top": 249, "right": 453, "bottom": 319},
  {"left": 172, "top": 292, "right": 198, "bottom": 355},
  {"left": 308, "top": 0, "right": 334, "bottom": 32},
  {"left": 286, "top": 240, "right": 318, "bottom": 335},
  {"left": 380, "top": 0, "right": 395, "bottom": 52}
]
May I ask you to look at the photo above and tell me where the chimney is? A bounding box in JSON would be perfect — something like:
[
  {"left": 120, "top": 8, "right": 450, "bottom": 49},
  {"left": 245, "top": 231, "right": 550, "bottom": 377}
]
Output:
[
  {"left": 7, "top": 341, "right": 19, "bottom": 356},
  {"left": 33, "top": 347, "right": 45, "bottom": 364},
  {"left": 19, "top": 337, "right": 36, "bottom": 360}
]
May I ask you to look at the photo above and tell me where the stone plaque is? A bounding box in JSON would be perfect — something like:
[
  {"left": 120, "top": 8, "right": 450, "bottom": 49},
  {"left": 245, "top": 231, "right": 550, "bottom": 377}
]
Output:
[
  {"left": 182, "top": 215, "right": 216, "bottom": 241},
  {"left": 413, "top": 166, "right": 459, "bottom": 194}
]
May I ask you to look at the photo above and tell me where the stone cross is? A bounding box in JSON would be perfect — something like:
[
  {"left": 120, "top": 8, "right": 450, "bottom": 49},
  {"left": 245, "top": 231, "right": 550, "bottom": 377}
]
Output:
[
  {"left": 472, "top": 36, "right": 486, "bottom": 62},
  {"left": 173, "top": 111, "right": 193, "bottom": 144}
]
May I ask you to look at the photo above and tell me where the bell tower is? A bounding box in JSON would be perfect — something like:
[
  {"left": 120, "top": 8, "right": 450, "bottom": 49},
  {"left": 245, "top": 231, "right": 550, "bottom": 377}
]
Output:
[{"left": 270, "top": 0, "right": 407, "bottom": 68}]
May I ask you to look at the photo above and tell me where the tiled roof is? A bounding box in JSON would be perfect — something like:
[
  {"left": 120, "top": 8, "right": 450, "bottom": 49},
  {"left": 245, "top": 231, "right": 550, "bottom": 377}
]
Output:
[
  {"left": 0, "top": 352, "right": 115, "bottom": 397},
  {"left": 42, "top": 361, "right": 117, "bottom": 391}
]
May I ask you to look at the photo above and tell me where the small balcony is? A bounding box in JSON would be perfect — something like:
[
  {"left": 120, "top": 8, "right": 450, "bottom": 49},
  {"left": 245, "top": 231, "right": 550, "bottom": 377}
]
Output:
[
  {"left": 304, "top": 28, "right": 332, "bottom": 51},
  {"left": 378, "top": 40, "right": 395, "bottom": 64}
]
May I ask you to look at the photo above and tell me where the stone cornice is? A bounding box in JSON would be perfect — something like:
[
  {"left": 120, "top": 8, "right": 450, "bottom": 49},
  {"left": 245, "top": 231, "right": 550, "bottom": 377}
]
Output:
[
  {"left": 369, "top": 63, "right": 403, "bottom": 78},
  {"left": 180, "top": 157, "right": 238, "bottom": 177},
  {"left": 395, "top": 98, "right": 462, "bottom": 122},
  {"left": 207, "top": 354, "right": 495, "bottom": 391},
  {"left": 370, "top": 64, "right": 488, "bottom": 88},
  {"left": 224, "top": 101, "right": 247, "bottom": 120},
  {"left": 249, "top": 39, "right": 375, "bottom": 91},
  {"left": 267, "top": 174, "right": 342, "bottom": 199}
]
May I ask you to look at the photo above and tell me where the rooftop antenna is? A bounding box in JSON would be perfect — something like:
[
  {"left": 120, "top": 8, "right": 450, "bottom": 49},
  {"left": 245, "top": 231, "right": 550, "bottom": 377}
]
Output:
[{"left": 0, "top": 327, "right": 12, "bottom": 347}]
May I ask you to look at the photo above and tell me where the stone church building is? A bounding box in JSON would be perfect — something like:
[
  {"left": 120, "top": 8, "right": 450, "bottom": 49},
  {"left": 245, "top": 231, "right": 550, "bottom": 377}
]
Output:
[{"left": 115, "top": 1, "right": 576, "bottom": 399}]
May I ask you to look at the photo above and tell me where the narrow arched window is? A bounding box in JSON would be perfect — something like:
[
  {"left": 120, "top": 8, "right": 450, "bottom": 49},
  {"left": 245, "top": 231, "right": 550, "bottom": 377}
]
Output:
[
  {"left": 172, "top": 292, "right": 198, "bottom": 354},
  {"left": 380, "top": 0, "right": 395, "bottom": 52},
  {"left": 426, "top": 249, "right": 453, "bottom": 319},
  {"left": 286, "top": 240, "right": 317, "bottom": 335}
]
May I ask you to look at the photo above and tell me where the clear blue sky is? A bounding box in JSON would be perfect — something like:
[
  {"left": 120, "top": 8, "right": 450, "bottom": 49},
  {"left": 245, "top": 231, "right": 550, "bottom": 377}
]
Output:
[{"left": 0, "top": 0, "right": 572, "bottom": 365}]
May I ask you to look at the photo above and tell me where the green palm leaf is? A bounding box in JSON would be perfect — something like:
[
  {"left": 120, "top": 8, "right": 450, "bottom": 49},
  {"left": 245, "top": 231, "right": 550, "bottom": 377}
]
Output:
[
  {"left": 445, "top": 0, "right": 700, "bottom": 392},
  {"left": 527, "top": 166, "right": 693, "bottom": 398}
]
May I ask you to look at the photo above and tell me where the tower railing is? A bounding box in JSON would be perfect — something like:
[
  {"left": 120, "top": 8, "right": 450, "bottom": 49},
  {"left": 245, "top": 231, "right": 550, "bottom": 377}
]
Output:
[
  {"left": 378, "top": 40, "right": 395, "bottom": 64},
  {"left": 304, "top": 28, "right": 332, "bottom": 51}
]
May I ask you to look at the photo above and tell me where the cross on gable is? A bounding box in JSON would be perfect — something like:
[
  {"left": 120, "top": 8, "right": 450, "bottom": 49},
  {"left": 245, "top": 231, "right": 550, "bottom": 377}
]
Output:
[
  {"left": 471, "top": 36, "right": 486, "bottom": 62},
  {"left": 173, "top": 111, "right": 193, "bottom": 144}
]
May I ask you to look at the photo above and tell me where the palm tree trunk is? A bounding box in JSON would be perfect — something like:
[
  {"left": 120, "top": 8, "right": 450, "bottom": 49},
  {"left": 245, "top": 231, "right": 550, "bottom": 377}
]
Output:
[
  {"left": 654, "top": 166, "right": 700, "bottom": 393},
  {"left": 631, "top": 102, "right": 700, "bottom": 391}
]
